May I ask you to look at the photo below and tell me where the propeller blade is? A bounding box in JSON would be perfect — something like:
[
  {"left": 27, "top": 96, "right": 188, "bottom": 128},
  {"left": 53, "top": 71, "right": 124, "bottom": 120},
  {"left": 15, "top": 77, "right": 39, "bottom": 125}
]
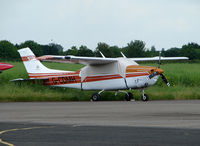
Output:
[
  {"left": 160, "top": 74, "right": 170, "bottom": 86},
  {"left": 158, "top": 51, "right": 161, "bottom": 68}
]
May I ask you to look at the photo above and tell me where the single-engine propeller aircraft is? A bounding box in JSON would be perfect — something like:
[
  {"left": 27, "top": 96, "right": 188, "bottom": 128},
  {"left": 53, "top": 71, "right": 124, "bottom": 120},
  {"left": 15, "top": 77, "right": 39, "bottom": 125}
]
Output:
[
  {"left": 0, "top": 63, "right": 14, "bottom": 74},
  {"left": 14, "top": 47, "right": 188, "bottom": 101}
]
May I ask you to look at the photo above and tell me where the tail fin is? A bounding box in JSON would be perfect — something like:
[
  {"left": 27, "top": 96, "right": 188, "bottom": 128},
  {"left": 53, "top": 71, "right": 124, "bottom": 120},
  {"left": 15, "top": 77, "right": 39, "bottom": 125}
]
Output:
[{"left": 18, "top": 48, "right": 69, "bottom": 78}]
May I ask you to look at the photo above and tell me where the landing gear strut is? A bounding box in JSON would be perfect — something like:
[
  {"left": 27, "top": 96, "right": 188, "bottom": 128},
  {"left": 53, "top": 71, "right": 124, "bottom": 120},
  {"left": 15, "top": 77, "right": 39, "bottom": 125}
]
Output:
[
  {"left": 125, "top": 92, "right": 133, "bottom": 101},
  {"left": 115, "top": 90, "right": 134, "bottom": 101},
  {"left": 141, "top": 89, "right": 149, "bottom": 101}
]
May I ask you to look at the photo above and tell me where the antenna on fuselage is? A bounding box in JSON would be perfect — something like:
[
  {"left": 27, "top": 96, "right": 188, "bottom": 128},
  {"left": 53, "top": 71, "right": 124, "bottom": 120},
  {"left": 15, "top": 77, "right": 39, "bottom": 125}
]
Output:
[
  {"left": 100, "top": 52, "right": 106, "bottom": 58},
  {"left": 120, "top": 52, "right": 127, "bottom": 58}
]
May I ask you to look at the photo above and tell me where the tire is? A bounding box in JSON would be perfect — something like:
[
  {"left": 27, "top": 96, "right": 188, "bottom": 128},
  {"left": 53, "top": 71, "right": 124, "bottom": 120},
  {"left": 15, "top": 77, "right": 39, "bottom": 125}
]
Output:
[
  {"left": 141, "top": 94, "right": 149, "bottom": 101},
  {"left": 125, "top": 92, "right": 133, "bottom": 101},
  {"left": 91, "top": 93, "right": 100, "bottom": 101}
]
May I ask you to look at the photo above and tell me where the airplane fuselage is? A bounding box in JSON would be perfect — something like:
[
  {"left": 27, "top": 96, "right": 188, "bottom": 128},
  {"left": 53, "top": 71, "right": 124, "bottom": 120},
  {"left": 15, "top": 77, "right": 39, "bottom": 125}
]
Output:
[
  {"left": 34, "top": 59, "right": 162, "bottom": 91},
  {"left": 42, "top": 71, "right": 159, "bottom": 91}
]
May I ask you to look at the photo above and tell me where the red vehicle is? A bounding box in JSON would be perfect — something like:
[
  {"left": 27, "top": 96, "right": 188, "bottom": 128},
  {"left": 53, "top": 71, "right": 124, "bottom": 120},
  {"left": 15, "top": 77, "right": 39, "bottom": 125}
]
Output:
[{"left": 0, "top": 63, "right": 14, "bottom": 73}]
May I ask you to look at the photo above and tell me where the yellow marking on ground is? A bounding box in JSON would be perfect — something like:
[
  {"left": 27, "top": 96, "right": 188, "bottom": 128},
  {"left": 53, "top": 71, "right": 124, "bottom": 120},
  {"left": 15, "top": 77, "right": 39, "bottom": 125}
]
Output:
[
  {"left": 0, "top": 126, "right": 55, "bottom": 146},
  {"left": 0, "top": 139, "right": 14, "bottom": 146}
]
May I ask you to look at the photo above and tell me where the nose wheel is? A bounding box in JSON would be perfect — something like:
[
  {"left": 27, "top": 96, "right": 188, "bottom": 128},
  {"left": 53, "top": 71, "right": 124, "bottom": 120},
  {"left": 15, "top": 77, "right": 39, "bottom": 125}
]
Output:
[{"left": 141, "top": 90, "right": 149, "bottom": 101}]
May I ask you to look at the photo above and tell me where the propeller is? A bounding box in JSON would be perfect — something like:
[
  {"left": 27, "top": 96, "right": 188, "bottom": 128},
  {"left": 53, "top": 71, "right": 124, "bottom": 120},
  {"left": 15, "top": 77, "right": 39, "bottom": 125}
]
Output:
[{"left": 149, "top": 51, "right": 170, "bottom": 87}]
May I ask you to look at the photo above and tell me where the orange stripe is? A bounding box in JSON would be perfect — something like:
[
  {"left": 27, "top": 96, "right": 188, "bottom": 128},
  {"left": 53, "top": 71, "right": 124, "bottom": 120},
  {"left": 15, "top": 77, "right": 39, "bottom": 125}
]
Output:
[
  {"left": 83, "top": 74, "right": 123, "bottom": 82},
  {"left": 126, "top": 65, "right": 156, "bottom": 74}
]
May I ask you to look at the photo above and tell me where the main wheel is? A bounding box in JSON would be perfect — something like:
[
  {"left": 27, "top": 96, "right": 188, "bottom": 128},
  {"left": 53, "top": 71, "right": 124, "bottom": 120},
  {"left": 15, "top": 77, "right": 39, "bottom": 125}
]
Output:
[
  {"left": 141, "top": 94, "right": 149, "bottom": 101},
  {"left": 125, "top": 92, "right": 133, "bottom": 101},
  {"left": 91, "top": 93, "right": 100, "bottom": 101}
]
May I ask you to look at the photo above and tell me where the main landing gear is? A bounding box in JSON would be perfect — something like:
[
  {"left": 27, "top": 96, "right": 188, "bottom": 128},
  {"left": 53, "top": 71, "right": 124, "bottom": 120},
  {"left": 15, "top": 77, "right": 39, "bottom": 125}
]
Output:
[
  {"left": 91, "top": 89, "right": 149, "bottom": 102},
  {"left": 91, "top": 93, "right": 100, "bottom": 101},
  {"left": 115, "top": 90, "right": 134, "bottom": 101},
  {"left": 141, "top": 89, "right": 149, "bottom": 102},
  {"left": 91, "top": 90, "right": 104, "bottom": 101},
  {"left": 91, "top": 90, "right": 134, "bottom": 101}
]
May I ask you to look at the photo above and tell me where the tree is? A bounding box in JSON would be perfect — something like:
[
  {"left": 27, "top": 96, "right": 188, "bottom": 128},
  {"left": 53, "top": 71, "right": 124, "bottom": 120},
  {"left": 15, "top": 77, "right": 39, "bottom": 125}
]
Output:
[
  {"left": 183, "top": 42, "right": 200, "bottom": 50},
  {"left": 64, "top": 46, "right": 78, "bottom": 55},
  {"left": 161, "top": 48, "right": 165, "bottom": 56},
  {"left": 181, "top": 44, "right": 197, "bottom": 60},
  {"left": 122, "top": 40, "right": 146, "bottom": 57},
  {"left": 41, "top": 44, "right": 59, "bottom": 55},
  {"left": 164, "top": 47, "right": 181, "bottom": 57},
  {"left": 49, "top": 43, "right": 64, "bottom": 54},
  {"left": 94, "top": 42, "right": 112, "bottom": 57},
  {"left": 77, "top": 45, "right": 94, "bottom": 56},
  {"left": 181, "top": 42, "right": 200, "bottom": 59},
  {"left": 109, "top": 46, "right": 121, "bottom": 57},
  {"left": 0, "top": 40, "right": 19, "bottom": 60}
]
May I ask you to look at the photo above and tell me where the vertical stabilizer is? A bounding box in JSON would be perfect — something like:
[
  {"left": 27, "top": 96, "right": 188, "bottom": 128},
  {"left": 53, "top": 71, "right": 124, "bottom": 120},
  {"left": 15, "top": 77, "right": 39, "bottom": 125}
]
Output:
[{"left": 18, "top": 48, "right": 70, "bottom": 78}]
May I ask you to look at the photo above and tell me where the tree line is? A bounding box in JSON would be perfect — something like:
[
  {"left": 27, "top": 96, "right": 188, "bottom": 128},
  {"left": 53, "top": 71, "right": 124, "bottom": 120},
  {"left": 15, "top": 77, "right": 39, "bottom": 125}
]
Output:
[{"left": 0, "top": 40, "right": 200, "bottom": 61}]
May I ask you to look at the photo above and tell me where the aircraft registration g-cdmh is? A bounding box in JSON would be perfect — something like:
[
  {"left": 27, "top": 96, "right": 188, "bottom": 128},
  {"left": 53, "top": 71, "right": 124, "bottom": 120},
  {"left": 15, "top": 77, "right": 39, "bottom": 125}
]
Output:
[{"left": 14, "top": 48, "right": 188, "bottom": 101}]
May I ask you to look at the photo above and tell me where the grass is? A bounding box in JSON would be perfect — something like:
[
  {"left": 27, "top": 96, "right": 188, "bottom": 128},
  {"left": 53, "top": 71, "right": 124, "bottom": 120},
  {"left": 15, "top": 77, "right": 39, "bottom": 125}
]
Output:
[{"left": 0, "top": 61, "right": 199, "bottom": 101}]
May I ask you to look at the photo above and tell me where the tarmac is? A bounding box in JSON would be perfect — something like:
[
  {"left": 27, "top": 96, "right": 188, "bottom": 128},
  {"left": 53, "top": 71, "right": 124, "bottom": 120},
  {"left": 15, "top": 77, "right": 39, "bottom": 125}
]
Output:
[{"left": 0, "top": 100, "right": 200, "bottom": 145}]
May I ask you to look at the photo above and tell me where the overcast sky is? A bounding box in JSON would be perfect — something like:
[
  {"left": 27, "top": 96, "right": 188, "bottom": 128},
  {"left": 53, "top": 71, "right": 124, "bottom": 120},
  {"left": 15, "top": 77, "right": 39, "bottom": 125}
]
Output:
[{"left": 0, "top": 0, "right": 200, "bottom": 51}]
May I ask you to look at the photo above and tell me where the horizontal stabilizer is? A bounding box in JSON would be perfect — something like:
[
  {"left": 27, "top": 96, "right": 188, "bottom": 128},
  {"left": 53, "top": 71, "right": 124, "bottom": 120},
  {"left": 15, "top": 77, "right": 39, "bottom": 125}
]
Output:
[{"left": 10, "top": 78, "right": 48, "bottom": 82}]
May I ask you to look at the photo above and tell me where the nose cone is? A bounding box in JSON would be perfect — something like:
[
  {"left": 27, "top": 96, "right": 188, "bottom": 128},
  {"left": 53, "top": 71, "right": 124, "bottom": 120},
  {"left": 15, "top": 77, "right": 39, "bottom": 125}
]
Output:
[
  {"left": 0, "top": 63, "right": 14, "bottom": 71},
  {"left": 156, "top": 68, "right": 164, "bottom": 74}
]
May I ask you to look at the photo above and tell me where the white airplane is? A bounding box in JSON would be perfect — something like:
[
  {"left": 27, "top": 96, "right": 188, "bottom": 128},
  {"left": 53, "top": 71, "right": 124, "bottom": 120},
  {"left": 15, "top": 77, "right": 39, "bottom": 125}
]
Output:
[{"left": 14, "top": 47, "right": 188, "bottom": 101}]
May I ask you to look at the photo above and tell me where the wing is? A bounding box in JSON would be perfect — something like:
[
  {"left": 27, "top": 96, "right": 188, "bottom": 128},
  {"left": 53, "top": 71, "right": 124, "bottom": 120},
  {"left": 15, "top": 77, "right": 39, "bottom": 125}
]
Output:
[
  {"left": 38, "top": 55, "right": 118, "bottom": 65},
  {"left": 132, "top": 56, "right": 189, "bottom": 62},
  {"left": 38, "top": 55, "right": 188, "bottom": 65}
]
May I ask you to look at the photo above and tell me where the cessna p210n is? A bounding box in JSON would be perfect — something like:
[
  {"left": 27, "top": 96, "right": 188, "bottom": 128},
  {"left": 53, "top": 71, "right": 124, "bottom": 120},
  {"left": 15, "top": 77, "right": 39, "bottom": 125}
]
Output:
[{"left": 14, "top": 47, "right": 188, "bottom": 101}]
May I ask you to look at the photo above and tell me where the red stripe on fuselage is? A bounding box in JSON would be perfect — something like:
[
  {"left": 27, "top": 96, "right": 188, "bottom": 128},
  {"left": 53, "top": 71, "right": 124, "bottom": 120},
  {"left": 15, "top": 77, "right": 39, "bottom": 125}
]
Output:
[{"left": 36, "top": 72, "right": 149, "bottom": 86}]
